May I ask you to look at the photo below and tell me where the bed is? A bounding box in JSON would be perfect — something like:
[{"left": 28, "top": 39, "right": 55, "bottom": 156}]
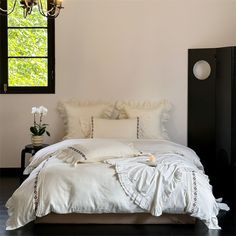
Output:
[{"left": 5, "top": 100, "right": 229, "bottom": 230}]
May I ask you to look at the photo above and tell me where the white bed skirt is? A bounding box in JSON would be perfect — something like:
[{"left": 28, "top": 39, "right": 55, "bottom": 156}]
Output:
[{"left": 35, "top": 213, "right": 196, "bottom": 225}]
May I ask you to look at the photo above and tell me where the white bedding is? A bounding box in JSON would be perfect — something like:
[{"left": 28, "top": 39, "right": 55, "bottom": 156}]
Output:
[{"left": 6, "top": 139, "right": 229, "bottom": 230}]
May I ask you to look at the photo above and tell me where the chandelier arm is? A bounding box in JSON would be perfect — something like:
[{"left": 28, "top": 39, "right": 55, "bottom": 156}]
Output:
[
  {"left": 0, "top": 0, "right": 17, "bottom": 15},
  {"left": 24, "top": 0, "right": 30, "bottom": 8},
  {"left": 37, "top": 0, "right": 48, "bottom": 17},
  {"left": 47, "top": 7, "right": 56, "bottom": 14},
  {"left": 23, "top": 7, "right": 32, "bottom": 18},
  {"left": 38, "top": 9, "right": 60, "bottom": 19},
  {"left": 28, "top": 5, "right": 33, "bottom": 14},
  {"left": 22, "top": 0, "right": 34, "bottom": 18},
  {"left": 47, "top": 8, "right": 60, "bottom": 18},
  {"left": 38, "top": 0, "right": 61, "bottom": 18}
]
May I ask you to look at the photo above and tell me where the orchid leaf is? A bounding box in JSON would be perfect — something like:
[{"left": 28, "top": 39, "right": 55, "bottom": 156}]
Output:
[
  {"left": 30, "top": 126, "right": 38, "bottom": 135},
  {"left": 38, "top": 127, "right": 46, "bottom": 135}
]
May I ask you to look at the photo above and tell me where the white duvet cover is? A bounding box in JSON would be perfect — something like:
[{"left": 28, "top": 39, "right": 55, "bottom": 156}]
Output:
[{"left": 6, "top": 139, "right": 229, "bottom": 230}]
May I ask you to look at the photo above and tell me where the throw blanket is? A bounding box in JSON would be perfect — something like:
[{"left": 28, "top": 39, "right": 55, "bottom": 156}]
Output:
[{"left": 105, "top": 153, "right": 229, "bottom": 229}]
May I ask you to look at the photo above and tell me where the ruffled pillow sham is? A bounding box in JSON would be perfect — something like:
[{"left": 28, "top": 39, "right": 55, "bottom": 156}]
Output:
[
  {"left": 116, "top": 100, "right": 172, "bottom": 139},
  {"left": 57, "top": 101, "right": 114, "bottom": 139}
]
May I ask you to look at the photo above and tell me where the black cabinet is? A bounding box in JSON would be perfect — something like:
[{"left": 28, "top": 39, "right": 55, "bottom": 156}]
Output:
[{"left": 188, "top": 46, "right": 236, "bottom": 199}]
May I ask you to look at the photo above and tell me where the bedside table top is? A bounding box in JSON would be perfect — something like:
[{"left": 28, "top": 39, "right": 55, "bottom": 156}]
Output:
[{"left": 24, "top": 144, "right": 49, "bottom": 151}]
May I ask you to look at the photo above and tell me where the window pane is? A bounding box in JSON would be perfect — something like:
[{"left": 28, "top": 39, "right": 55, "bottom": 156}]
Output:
[
  {"left": 8, "top": 29, "right": 47, "bottom": 57},
  {"left": 8, "top": 58, "right": 48, "bottom": 86},
  {"left": 8, "top": 0, "right": 47, "bottom": 27}
]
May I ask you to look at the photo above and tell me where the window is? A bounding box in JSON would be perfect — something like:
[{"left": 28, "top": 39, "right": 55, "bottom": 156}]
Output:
[{"left": 0, "top": 0, "right": 55, "bottom": 94}]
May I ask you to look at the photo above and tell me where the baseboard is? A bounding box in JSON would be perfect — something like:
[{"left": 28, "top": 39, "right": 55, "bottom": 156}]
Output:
[{"left": 0, "top": 168, "right": 21, "bottom": 177}]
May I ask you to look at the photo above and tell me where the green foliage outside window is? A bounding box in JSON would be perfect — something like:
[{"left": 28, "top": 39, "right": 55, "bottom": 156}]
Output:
[
  {"left": 9, "top": 58, "right": 48, "bottom": 86},
  {"left": 8, "top": 29, "right": 47, "bottom": 57},
  {"left": 8, "top": 0, "right": 48, "bottom": 87}
]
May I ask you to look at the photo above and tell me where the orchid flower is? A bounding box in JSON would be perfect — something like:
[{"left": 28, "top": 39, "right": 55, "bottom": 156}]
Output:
[{"left": 30, "top": 106, "right": 50, "bottom": 137}]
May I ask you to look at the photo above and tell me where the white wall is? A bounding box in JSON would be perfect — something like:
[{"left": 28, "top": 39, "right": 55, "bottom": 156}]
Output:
[{"left": 0, "top": 0, "right": 236, "bottom": 167}]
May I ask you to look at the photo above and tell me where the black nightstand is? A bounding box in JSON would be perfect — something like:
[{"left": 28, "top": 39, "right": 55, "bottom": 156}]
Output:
[{"left": 21, "top": 144, "right": 49, "bottom": 180}]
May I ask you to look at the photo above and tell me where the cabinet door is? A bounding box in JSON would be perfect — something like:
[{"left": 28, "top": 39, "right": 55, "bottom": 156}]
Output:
[
  {"left": 215, "top": 47, "right": 233, "bottom": 166},
  {"left": 188, "top": 48, "right": 216, "bottom": 174}
]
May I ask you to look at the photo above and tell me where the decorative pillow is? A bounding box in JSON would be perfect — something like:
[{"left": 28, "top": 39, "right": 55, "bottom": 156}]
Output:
[
  {"left": 116, "top": 100, "right": 172, "bottom": 139},
  {"left": 91, "top": 117, "right": 140, "bottom": 139},
  {"left": 54, "top": 139, "right": 140, "bottom": 165},
  {"left": 57, "top": 100, "right": 114, "bottom": 139}
]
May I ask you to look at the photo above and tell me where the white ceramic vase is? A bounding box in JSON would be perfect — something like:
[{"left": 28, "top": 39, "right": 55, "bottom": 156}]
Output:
[{"left": 31, "top": 135, "right": 44, "bottom": 147}]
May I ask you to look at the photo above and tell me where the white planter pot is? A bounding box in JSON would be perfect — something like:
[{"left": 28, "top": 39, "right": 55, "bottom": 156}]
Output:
[{"left": 31, "top": 135, "right": 44, "bottom": 147}]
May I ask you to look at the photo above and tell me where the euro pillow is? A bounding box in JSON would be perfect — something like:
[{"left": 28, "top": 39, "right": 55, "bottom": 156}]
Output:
[
  {"left": 54, "top": 139, "right": 140, "bottom": 165},
  {"left": 116, "top": 100, "right": 172, "bottom": 139},
  {"left": 57, "top": 101, "right": 114, "bottom": 139},
  {"left": 91, "top": 117, "right": 140, "bottom": 139}
]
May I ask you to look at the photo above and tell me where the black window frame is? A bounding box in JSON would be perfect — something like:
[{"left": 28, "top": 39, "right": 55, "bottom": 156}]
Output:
[{"left": 0, "top": 0, "right": 55, "bottom": 94}]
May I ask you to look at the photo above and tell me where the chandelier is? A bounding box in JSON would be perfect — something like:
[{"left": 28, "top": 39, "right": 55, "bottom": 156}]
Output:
[{"left": 0, "top": 0, "right": 63, "bottom": 18}]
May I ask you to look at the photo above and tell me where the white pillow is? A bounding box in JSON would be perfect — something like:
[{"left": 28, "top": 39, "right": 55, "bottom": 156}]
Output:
[
  {"left": 57, "top": 101, "right": 114, "bottom": 139},
  {"left": 117, "top": 100, "right": 172, "bottom": 139},
  {"left": 91, "top": 117, "right": 140, "bottom": 139},
  {"left": 55, "top": 139, "right": 140, "bottom": 165}
]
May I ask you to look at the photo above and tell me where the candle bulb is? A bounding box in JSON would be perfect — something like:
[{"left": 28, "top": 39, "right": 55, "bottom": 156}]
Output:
[
  {"left": 148, "top": 155, "right": 156, "bottom": 163},
  {"left": 55, "top": 0, "right": 63, "bottom": 6}
]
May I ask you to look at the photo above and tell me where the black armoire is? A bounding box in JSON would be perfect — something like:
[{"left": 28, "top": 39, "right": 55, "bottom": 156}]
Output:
[{"left": 188, "top": 46, "right": 236, "bottom": 199}]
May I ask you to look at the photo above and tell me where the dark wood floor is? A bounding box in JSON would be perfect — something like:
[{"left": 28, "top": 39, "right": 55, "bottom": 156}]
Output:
[{"left": 0, "top": 177, "right": 235, "bottom": 236}]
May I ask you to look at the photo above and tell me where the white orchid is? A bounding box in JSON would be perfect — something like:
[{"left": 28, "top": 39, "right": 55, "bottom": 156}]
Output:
[
  {"left": 30, "top": 106, "right": 50, "bottom": 137},
  {"left": 38, "top": 106, "right": 48, "bottom": 116},
  {"left": 31, "top": 107, "right": 40, "bottom": 114}
]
